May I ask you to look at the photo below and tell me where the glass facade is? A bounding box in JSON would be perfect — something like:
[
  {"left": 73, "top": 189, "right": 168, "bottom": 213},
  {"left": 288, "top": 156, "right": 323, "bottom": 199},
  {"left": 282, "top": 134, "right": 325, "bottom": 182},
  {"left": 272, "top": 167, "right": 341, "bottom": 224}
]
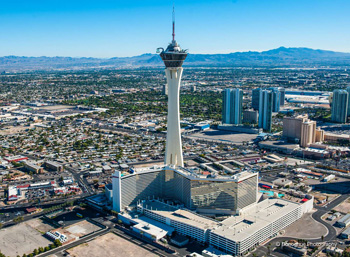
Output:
[
  {"left": 190, "top": 180, "right": 238, "bottom": 211},
  {"left": 237, "top": 175, "right": 258, "bottom": 210},
  {"left": 121, "top": 171, "right": 164, "bottom": 207},
  {"left": 120, "top": 168, "right": 257, "bottom": 212}
]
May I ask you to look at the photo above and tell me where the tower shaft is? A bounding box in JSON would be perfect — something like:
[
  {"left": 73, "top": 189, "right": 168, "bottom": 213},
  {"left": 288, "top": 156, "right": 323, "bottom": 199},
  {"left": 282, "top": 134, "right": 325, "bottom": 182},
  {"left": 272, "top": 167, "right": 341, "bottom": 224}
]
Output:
[{"left": 165, "top": 68, "right": 184, "bottom": 167}]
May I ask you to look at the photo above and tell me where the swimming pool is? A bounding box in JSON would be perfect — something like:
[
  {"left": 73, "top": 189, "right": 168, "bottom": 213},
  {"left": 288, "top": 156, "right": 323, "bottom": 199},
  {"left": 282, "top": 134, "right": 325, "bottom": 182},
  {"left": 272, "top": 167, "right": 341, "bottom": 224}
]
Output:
[{"left": 259, "top": 190, "right": 284, "bottom": 198}]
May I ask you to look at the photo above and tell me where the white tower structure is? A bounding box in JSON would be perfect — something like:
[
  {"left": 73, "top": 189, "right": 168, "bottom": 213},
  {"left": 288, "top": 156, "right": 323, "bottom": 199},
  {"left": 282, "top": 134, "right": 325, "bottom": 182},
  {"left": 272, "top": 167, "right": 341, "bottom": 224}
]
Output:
[
  {"left": 158, "top": 8, "right": 187, "bottom": 167},
  {"left": 112, "top": 171, "right": 121, "bottom": 212}
]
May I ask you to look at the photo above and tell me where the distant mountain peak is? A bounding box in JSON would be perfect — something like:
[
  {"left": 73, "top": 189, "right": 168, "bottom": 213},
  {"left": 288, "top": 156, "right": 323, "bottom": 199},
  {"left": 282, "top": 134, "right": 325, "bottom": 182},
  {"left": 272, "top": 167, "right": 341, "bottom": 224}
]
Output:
[{"left": 1, "top": 47, "right": 350, "bottom": 71}]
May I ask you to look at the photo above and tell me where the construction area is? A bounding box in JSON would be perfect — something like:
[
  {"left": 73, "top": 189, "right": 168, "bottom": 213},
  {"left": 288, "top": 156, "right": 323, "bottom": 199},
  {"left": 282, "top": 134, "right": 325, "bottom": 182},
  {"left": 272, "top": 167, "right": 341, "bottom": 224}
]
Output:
[{"left": 67, "top": 232, "right": 157, "bottom": 257}]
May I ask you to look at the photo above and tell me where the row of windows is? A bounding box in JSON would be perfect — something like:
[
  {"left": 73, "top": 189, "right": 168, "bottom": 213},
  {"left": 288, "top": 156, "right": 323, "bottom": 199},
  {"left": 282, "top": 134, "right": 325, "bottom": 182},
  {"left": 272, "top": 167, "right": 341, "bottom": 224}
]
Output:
[{"left": 209, "top": 205, "right": 303, "bottom": 255}]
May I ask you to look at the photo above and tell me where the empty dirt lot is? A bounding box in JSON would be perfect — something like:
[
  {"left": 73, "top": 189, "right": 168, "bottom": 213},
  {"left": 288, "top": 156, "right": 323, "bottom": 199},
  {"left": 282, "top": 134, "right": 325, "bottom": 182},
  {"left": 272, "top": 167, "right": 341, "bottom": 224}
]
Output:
[
  {"left": 283, "top": 211, "right": 328, "bottom": 239},
  {"left": 0, "top": 220, "right": 52, "bottom": 257},
  {"left": 67, "top": 232, "right": 157, "bottom": 257}
]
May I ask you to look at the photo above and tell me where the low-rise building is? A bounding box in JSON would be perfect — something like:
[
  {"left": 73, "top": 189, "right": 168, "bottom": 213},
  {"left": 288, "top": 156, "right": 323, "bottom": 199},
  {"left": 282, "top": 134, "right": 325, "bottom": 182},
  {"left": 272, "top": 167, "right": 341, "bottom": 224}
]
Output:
[
  {"left": 24, "top": 162, "right": 44, "bottom": 174},
  {"left": 4, "top": 155, "right": 28, "bottom": 163},
  {"left": 45, "top": 161, "right": 64, "bottom": 172},
  {"left": 135, "top": 197, "right": 313, "bottom": 256},
  {"left": 340, "top": 226, "right": 350, "bottom": 239},
  {"left": 337, "top": 213, "right": 350, "bottom": 227},
  {"left": 273, "top": 178, "right": 293, "bottom": 187},
  {"left": 259, "top": 141, "right": 299, "bottom": 154}
]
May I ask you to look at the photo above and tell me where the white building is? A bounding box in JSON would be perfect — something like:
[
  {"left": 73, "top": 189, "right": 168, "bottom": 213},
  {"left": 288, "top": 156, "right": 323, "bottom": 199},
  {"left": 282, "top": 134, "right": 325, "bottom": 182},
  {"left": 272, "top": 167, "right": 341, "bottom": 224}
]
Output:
[{"left": 136, "top": 197, "right": 313, "bottom": 256}]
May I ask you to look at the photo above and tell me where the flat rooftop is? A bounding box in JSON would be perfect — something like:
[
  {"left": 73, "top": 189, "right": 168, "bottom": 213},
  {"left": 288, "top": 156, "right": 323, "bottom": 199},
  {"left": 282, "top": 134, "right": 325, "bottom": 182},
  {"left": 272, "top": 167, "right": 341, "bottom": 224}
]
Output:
[
  {"left": 120, "top": 211, "right": 175, "bottom": 234},
  {"left": 212, "top": 198, "right": 301, "bottom": 242},
  {"left": 124, "top": 165, "right": 257, "bottom": 183},
  {"left": 140, "top": 200, "right": 218, "bottom": 230},
  {"left": 259, "top": 140, "right": 300, "bottom": 150}
]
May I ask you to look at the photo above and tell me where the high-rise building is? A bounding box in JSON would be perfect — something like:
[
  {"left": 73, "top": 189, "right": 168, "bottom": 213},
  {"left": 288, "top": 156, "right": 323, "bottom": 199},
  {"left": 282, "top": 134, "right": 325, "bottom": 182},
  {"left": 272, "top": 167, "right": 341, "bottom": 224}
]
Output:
[
  {"left": 222, "top": 88, "right": 243, "bottom": 125},
  {"left": 283, "top": 114, "right": 319, "bottom": 147},
  {"left": 283, "top": 115, "right": 307, "bottom": 140},
  {"left": 270, "top": 87, "right": 280, "bottom": 112},
  {"left": 243, "top": 110, "right": 258, "bottom": 124},
  {"left": 258, "top": 90, "right": 273, "bottom": 132},
  {"left": 157, "top": 9, "right": 188, "bottom": 167},
  {"left": 279, "top": 87, "right": 285, "bottom": 106},
  {"left": 162, "top": 84, "right": 168, "bottom": 95},
  {"left": 331, "top": 89, "right": 349, "bottom": 123},
  {"left": 300, "top": 120, "right": 316, "bottom": 147},
  {"left": 347, "top": 86, "right": 350, "bottom": 117},
  {"left": 251, "top": 88, "right": 261, "bottom": 110},
  {"left": 315, "top": 128, "right": 324, "bottom": 142},
  {"left": 222, "top": 89, "right": 231, "bottom": 124},
  {"left": 112, "top": 167, "right": 258, "bottom": 214}
]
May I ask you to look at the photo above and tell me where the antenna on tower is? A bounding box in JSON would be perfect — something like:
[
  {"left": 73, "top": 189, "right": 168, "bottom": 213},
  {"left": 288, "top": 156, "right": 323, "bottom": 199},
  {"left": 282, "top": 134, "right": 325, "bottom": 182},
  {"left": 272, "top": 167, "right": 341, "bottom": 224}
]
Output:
[{"left": 172, "top": 5, "right": 175, "bottom": 42}]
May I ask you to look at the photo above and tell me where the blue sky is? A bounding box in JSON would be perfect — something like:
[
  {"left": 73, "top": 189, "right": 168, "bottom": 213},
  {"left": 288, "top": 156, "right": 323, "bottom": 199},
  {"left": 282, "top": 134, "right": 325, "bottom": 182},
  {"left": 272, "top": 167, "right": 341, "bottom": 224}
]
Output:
[{"left": 1, "top": 0, "right": 350, "bottom": 57}]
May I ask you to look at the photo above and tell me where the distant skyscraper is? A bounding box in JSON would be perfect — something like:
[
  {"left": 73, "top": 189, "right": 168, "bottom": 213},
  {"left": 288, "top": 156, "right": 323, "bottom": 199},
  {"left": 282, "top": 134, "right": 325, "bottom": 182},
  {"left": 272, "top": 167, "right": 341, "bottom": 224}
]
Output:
[
  {"left": 279, "top": 87, "right": 285, "bottom": 106},
  {"left": 258, "top": 90, "right": 273, "bottom": 132},
  {"left": 283, "top": 114, "right": 317, "bottom": 147},
  {"left": 158, "top": 7, "right": 187, "bottom": 167},
  {"left": 347, "top": 86, "right": 350, "bottom": 117},
  {"left": 162, "top": 84, "right": 168, "bottom": 95},
  {"left": 222, "top": 89, "right": 231, "bottom": 124},
  {"left": 270, "top": 87, "right": 280, "bottom": 112},
  {"left": 331, "top": 89, "right": 349, "bottom": 123},
  {"left": 222, "top": 88, "right": 243, "bottom": 125},
  {"left": 300, "top": 120, "right": 317, "bottom": 147},
  {"left": 252, "top": 88, "right": 261, "bottom": 110}
]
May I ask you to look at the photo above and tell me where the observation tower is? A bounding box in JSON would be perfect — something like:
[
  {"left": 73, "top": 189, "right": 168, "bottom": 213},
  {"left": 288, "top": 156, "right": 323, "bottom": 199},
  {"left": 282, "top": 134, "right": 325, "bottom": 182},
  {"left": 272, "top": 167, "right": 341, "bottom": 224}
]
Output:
[{"left": 157, "top": 7, "right": 187, "bottom": 167}]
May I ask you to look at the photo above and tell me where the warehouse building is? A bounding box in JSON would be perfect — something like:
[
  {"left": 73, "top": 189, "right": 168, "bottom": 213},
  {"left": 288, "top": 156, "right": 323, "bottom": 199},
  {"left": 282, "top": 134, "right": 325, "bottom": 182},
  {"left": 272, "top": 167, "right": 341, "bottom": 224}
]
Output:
[
  {"left": 337, "top": 213, "right": 350, "bottom": 227},
  {"left": 340, "top": 227, "right": 350, "bottom": 239}
]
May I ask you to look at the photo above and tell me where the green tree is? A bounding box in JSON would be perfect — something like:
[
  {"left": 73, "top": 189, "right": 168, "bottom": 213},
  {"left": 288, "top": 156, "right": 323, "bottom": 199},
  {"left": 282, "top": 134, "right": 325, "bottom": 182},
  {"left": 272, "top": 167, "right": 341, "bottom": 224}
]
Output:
[
  {"left": 54, "top": 239, "right": 62, "bottom": 247},
  {"left": 33, "top": 249, "right": 39, "bottom": 255}
]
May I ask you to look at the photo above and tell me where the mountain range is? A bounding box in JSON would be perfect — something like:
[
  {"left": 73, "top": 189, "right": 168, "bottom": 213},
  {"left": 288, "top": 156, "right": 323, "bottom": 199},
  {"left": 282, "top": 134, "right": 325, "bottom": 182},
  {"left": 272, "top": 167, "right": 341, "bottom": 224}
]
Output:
[{"left": 1, "top": 47, "right": 350, "bottom": 71}]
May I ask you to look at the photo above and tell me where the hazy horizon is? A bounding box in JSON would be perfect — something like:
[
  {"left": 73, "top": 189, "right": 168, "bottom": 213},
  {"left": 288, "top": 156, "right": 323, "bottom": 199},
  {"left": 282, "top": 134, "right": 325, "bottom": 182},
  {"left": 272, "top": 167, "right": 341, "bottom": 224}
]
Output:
[
  {"left": 1, "top": 46, "right": 350, "bottom": 59},
  {"left": 1, "top": 0, "right": 350, "bottom": 57}
]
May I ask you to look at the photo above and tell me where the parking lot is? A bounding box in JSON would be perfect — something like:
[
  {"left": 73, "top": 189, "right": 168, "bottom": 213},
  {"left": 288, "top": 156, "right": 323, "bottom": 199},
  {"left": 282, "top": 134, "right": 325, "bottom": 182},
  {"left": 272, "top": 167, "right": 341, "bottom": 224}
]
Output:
[{"left": 0, "top": 219, "right": 52, "bottom": 257}]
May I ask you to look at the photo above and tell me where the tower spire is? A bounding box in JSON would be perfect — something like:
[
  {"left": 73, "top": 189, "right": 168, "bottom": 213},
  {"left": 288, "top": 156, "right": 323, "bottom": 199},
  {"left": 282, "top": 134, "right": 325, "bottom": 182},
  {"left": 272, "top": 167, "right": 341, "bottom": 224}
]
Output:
[{"left": 172, "top": 5, "right": 175, "bottom": 42}]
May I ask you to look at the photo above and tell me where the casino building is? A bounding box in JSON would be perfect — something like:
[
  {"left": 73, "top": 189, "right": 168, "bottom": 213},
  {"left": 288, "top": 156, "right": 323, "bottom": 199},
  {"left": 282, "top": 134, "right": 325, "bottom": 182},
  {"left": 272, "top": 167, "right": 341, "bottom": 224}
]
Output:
[{"left": 112, "top": 166, "right": 258, "bottom": 215}]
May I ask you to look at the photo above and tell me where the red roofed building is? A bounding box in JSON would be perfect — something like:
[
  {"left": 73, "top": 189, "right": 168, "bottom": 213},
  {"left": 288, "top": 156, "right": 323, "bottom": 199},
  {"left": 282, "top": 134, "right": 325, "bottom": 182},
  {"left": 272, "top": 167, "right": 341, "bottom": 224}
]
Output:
[
  {"left": 26, "top": 207, "right": 38, "bottom": 213},
  {"left": 4, "top": 155, "right": 28, "bottom": 163}
]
